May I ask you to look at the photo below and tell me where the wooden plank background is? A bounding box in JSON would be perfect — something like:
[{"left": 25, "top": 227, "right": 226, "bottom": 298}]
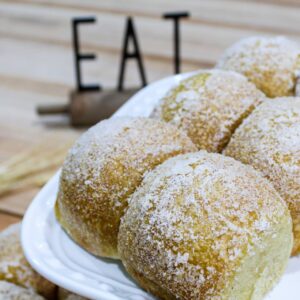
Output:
[{"left": 1, "top": 0, "right": 300, "bottom": 230}]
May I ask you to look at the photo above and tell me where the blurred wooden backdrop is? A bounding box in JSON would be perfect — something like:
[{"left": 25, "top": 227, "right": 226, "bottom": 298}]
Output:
[{"left": 1, "top": 0, "right": 300, "bottom": 229}]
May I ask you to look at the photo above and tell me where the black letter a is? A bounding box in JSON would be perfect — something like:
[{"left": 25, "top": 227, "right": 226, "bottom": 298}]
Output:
[{"left": 117, "top": 17, "right": 147, "bottom": 91}]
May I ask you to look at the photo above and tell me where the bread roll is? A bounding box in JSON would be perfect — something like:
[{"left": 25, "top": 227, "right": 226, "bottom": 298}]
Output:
[
  {"left": 0, "top": 281, "right": 45, "bottom": 300},
  {"left": 216, "top": 36, "right": 300, "bottom": 97},
  {"left": 0, "top": 223, "right": 56, "bottom": 299},
  {"left": 55, "top": 117, "right": 196, "bottom": 259},
  {"left": 152, "top": 70, "right": 264, "bottom": 152},
  {"left": 224, "top": 97, "right": 300, "bottom": 255},
  {"left": 119, "top": 151, "right": 292, "bottom": 300},
  {"left": 58, "top": 288, "right": 86, "bottom": 300}
]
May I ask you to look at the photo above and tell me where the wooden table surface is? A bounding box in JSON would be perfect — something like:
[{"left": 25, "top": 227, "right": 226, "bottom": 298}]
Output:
[{"left": 1, "top": 0, "right": 300, "bottom": 230}]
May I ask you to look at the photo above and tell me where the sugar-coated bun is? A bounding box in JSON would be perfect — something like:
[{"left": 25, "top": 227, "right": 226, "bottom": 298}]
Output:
[
  {"left": 216, "top": 36, "right": 300, "bottom": 98},
  {"left": 152, "top": 70, "right": 265, "bottom": 152},
  {"left": 224, "top": 97, "right": 300, "bottom": 255},
  {"left": 55, "top": 117, "right": 196, "bottom": 259},
  {"left": 0, "top": 223, "right": 57, "bottom": 299},
  {"left": 118, "top": 151, "right": 292, "bottom": 300},
  {"left": 0, "top": 281, "right": 45, "bottom": 300},
  {"left": 58, "top": 288, "right": 86, "bottom": 300}
]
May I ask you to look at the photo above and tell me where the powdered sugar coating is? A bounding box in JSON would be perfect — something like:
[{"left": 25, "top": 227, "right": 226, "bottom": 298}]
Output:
[
  {"left": 224, "top": 97, "right": 300, "bottom": 255},
  {"left": 216, "top": 36, "right": 300, "bottom": 98},
  {"left": 0, "top": 224, "right": 56, "bottom": 299},
  {"left": 118, "top": 151, "right": 292, "bottom": 300},
  {"left": 0, "top": 281, "right": 45, "bottom": 300},
  {"left": 152, "top": 69, "right": 265, "bottom": 152},
  {"left": 55, "top": 117, "right": 196, "bottom": 259}
]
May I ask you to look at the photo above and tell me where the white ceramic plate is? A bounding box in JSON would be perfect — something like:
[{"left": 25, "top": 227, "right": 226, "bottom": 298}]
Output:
[{"left": 22, "top": 73, "right": 300, "bottom": 300}]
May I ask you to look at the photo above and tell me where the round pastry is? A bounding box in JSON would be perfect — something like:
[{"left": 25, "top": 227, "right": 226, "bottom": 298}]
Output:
[
  {"left": 118, "top": 151, "right": 292, "bottom": 300},
  {"left": 0, "top": 281, "right": 45, "bottom": 300},
  {"left": 216, "top": 36, "right": 300, "bottom": 98},
  {"left": 0, "top": 223, "right": 57, "bottom": 299},
  {"left": 224, "top": 97, "right": 300, "bottom": 255},
  {"left": 55, "top": 117, "right": 196, "bottom": 259},
  {"left": 151, "top": 69, "right": 265, "bottom": 152}
]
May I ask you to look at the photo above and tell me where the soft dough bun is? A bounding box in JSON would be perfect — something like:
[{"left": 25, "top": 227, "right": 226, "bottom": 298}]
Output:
[
  {"left": 0, "top": 281, "right": 45, "bottom": 300},
  {"left": 118, "top": 151, "right": 292, "bottom": 300},
  {"left": 216, "top": 36, "right": 300, "bottom": 98},
  {"left": 224, "top": 97, "right": 300, "bottom": 255},
  {"left": 58, "top": 288, "right": 86, "bottom": 300},
  {"left": 55, "top": 117, "right": 196, "bottom": 259},
  {"left": 0, "top": 223, "right": 57, "bottom": 299},
  {"left": 151, "top": 70, "right": 265, "bottom": 152}
]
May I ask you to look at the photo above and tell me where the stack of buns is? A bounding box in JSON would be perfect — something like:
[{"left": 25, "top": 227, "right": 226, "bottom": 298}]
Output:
[{"left": 7, "top": 35, "right": 299, "bottom": 299}]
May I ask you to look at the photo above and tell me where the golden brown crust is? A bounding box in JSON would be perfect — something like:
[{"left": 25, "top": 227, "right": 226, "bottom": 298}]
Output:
[
  {"left": 0, "top": 224, "right": 57, "bottom": 299},
  {"left": 57, "top": 288, "right": 87, "bottom": 300},
  {"left": 55, "top": 117, "right": 196, "bottom": 259},
  {"left": 152, "top": 69, "right": 265, "bottom": 152},
  {"left": 224, "top": 97, "right": 300, "bottom": 255},
  {"left": 217, "top": 36, "right": 300, "bottom": 98},
  {"left": 118, "top": 151, "right": 292, "bottom": 300}
]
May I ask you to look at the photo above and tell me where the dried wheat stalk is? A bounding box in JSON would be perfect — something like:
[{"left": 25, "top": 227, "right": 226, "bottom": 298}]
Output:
[{"left": 0, "top": 138, "right": 74, "bottom": 197}]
